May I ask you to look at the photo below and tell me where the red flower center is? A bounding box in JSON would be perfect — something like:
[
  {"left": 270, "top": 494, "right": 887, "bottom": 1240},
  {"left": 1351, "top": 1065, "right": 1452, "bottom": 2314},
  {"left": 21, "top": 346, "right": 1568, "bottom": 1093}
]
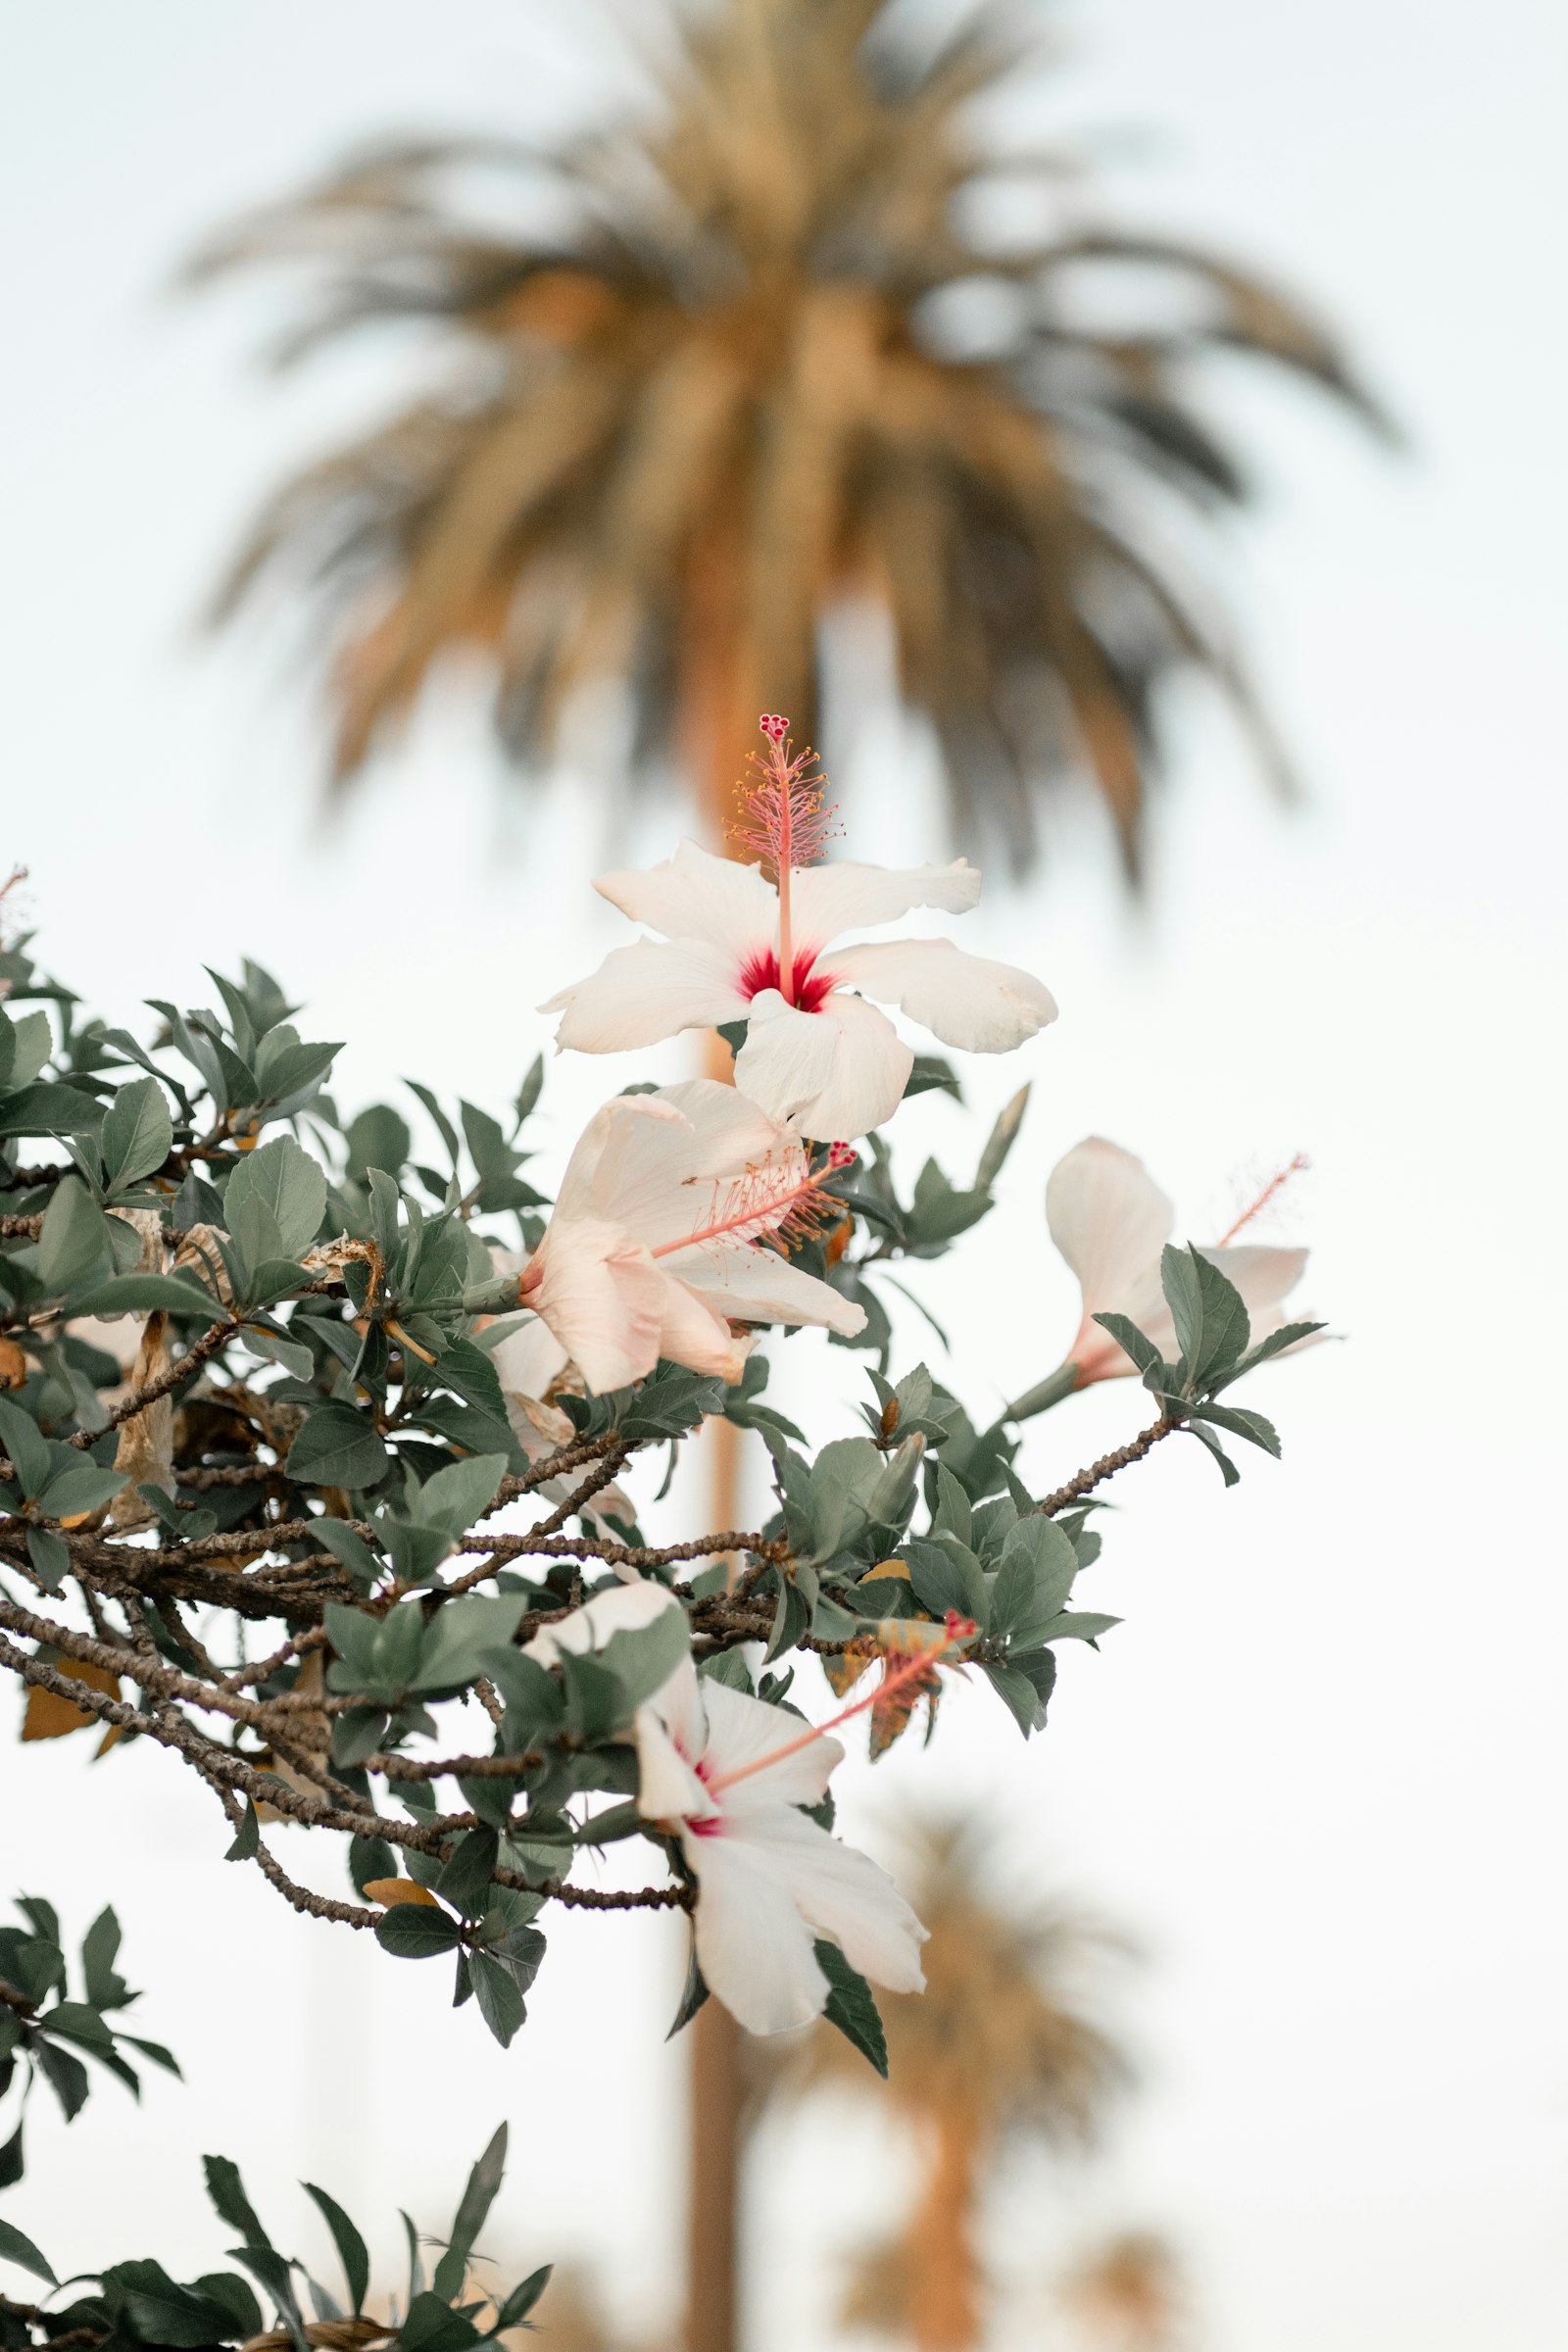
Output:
[{"left": 736, "top": 948, "right": 836, "bottom": 1012}]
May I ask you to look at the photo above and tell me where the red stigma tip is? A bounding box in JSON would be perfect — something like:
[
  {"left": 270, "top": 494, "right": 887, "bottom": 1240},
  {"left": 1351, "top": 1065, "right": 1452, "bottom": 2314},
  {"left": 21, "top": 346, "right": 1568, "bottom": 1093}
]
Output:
[
  {"left": 944, "top": 1611, "right": 976, "bottom": 1642},
  {"left": 759, "top": 713, "right": 790, "bottom": 743}
]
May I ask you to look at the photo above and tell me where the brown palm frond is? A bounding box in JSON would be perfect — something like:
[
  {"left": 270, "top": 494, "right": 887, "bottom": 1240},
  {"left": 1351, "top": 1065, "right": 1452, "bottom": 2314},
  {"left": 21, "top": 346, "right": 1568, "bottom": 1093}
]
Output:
[{"left": 196, "top": 0, "right": 1390, "bottom": 868}]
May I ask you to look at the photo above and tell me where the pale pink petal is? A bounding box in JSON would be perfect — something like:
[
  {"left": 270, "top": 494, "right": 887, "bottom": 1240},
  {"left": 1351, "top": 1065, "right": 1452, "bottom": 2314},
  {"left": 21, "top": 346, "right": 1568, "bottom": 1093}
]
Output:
[
  {"left": 542, "top": 937, "right": 749, "bottom": 1053},
  {"left": 489, "top": 1313, "right": 570, "bottom": 1410},
  {"left": 550, "top": 1092, "right": 689, "bottom": 1223},
  {"left": 1046, "top": 1139, "right": 1174, "bottom": 1317},
  {"left": 676, "top": 1238, "right": 866, "bottom": 1342},
  {"left": 1206, "top": 1244, "right": 1308, "bottom": 1333},
  {"left": 683, "top": 1832, "right": 829, "bottom": 2034},
  {"left": 591, "top": 1079, "right": 786, "bottom": 1249},
  {"left": 529, "top": 1216, "right": 665, "bottom": 1393},
  {"left": 831, "top": 938, "right": 1056, "bottom": 1053},
  {"left": 789, "top": 859, "right": 982, "bottom": 954},
  {"left": 734, "top": 988, "right": 911, "bottom": 1140},
  {"left": 593, "top": 838, "right": 778, "bottom": 957},
  {"left": 656, "top": 1273, "right": 751, "bottom": 1383},
  {"left": 698, "top": 1678, "right": 843, "bottom": 1812},
  {"left": 716, "top": 1805, "right": 928, "bottom": 1996}
]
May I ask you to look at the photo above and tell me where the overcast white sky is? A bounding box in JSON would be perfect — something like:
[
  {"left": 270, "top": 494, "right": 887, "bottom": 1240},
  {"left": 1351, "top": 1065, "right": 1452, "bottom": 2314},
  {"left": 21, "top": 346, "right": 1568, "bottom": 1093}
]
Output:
[{"left": 3, "top": 3, "right": 1567, "bottom": 2349}]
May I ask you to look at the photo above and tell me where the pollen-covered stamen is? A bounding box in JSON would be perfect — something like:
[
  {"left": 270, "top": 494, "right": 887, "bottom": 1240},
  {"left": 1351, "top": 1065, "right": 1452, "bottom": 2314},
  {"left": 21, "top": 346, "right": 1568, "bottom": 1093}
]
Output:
[
  {"left": 651, "top": 1145, "right": 857, "bottom": 1262},
  {"left": 728, "top": 714, "right": 842, "bottom": 1008},
  {"left": 1213, "top": 1153, "right": 1309, "bottom": 1248},
  {"left": 703, "top": 1613, "right": 973, "bottom": 1797}
]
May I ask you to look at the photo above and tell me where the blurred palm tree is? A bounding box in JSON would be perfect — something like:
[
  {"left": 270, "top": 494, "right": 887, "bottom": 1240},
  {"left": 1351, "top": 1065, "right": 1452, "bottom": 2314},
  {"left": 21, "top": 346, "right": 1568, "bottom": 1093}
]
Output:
[
  {"left": 1060, "top": 2230, "right": 1187, "bottom": 2351},
  {"left": 189, "top": 0, "right": 1389, "bottom": 872},
  {"left": 766, "top": 1817, "right": 1135, "bottom": 2351}
]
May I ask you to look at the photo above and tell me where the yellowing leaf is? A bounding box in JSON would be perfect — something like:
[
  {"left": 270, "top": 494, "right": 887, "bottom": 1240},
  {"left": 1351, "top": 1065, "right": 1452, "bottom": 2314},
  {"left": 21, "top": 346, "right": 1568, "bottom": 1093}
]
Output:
[
  {"left": 22, "top": 1658, "right": 120, "bottom": 1742},
  {"left": 363, "top": 1878, "right": 440, "bottom": 1909}
]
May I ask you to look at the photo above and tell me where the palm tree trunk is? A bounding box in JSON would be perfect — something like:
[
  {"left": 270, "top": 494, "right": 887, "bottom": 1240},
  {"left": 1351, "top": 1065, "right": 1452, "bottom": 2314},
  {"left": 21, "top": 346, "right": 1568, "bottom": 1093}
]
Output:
[
  {"left": 682, "top": 530, "right": 754, "bottom": 2352},
  {"left": 907, "top": 2106, "right": 985, "bottom": 2352}
]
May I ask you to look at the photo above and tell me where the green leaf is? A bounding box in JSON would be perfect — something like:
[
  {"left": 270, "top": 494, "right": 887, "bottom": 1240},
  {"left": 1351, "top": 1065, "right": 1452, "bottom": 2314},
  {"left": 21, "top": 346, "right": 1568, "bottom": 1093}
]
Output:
[
  {"left": 467, "top": 1954, "right": 525, "bottom": 2050},
  {"left": 0, "top": 1082, "right": 105, "bottom": 1140},
  {"left": 80, "top": 1907, "right": 128, "bottom": 2010},
  {"left": 228, "top": 2244, "right": 308, "bottom": 2352},
  {"left": 374, "top": 1904, "right": 463, "bottom": 1960},
  {"left": 114, "top": 2260, "right": 244, "bottom": 2347},
  {"left": 31, "top": 2034, "right": 89, "bottom": 2120},
  {"left": 37, "top": 1176, "right": 110, "bottom": 1292},
  {"left": 345, "top": 1104, "right": 412, "bottom": 1182},
  {"left": 992, "top": 1515, "right": 1080, "bottom": 1648},
  {"left": 1087, "top": 1312, "right": 1165, "bottom": 1383},
  {"left": 1160, "top": 1245, "right": 1251, "bottom": 1388},
  {"left": 224, "top": 1801, "right": 261, "bottom": 1861},
  {"left": 973, "top": 1083, "right": 1029, "bottom": 1192},
  {"left": 203, "top": 2152, "right": 272, "bottom": 2249},
  {"left": 99, "top": 1078, "right": 173, "bottom": 1193},
  {"left": 35, "top": 1461, "right": 127, "bottom": 1521},
  {"left": 310, "top": 1518, "right": 383, "bottom": 1592},
  {"left": 599, "top": 1602, "right": 690, "bottom": 1713},
  {"left": 434, "top": 1829, "right": 500, "bottom": 1921},
  {"left": 492, "top": 2267, "right": 552, "bottom": 2331},
  {"left": 980, "top": 1658, "right": 1047, "bottom": 1737},
  {"left": 417, "top": 1452, "right": 508, "bottom": 1539},
  {"left": 815, "top": 1940, "right": 888, "bottom": 2077},
  {"left": 412, "top": 1595, "right": 529, "bottom": 1695},
  {"left": 69, "top": 1273, "right": 220, "bottom": 1319},
  {"left": 25, "top": 1526, "right": 70, "bottom": 1591},
  {"left": 430, "top": 2123, "right": 507, "bottom": 2302},
  {"left": 0, "top": 2217, "right": 56, "bottom": 2286},
  {"left": 0, "top": 1396, "right": 51, "bottom": 1494},
  {"left": 1221, "top": 1318, "right": 1327, "bottom": 1385},
  {"left": 225, "top": 1137, "right": 327, "bottom": 1264},
  {"left": 302, "top": 2185, "right": 369, "bottom": 2318},
  {"left": 287, "top": 1405, "right": 390, "bottom": 1494},
  {"left": 397, "top": 2290, "right": 482, "bottom": 2352},
  {"left": 1193, "top": 1400, "right": 1281, "bottom": 1456}
]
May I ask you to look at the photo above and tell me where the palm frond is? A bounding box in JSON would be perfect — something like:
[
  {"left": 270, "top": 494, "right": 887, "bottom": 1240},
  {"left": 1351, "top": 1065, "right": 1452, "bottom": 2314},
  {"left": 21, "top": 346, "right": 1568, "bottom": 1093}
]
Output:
[{"left": 198, "top": 0, "right": 1388, "bottom": 867}]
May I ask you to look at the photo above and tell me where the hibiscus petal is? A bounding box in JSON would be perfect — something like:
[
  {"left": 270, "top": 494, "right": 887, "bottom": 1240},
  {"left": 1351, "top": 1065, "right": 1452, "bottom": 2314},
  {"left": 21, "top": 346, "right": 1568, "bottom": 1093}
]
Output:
[
  {"left": 715, "top": 1805, "right": 928, "bottom": 1996},
  {"left": 734, "top": 988, "right": 911, "bottom": 1140},
  {"left": 657, "top": 1274, "right": 751, "bottom": 1382},
  {"left": 683, "top": 1831, "right": 830, "bottom": 2034},
  {"left": 594, "top": 838, "right": 778, "bottom": 957},
  {"left": 830, "top": 937, "right": 1056, "bottom": 1053},
  {"left": 489, "top": 1312, "right": 570, "bottom": 1411},
  {"left": 529, "top": 1216, "right": 666, "bottom": 1393},
  {"left": 634, "top": 1703, "right": 714, "bottom": 1821},
  {"left": 677, "top": 1238, "right": 866, "bottom": 1342},
  {"left": 1205, "top": 1243, "right": 1308, "bottom": 1327},
  {"left": 699, "top": 1678, "right": 844, "bottom": 1811},
  {"left": 542, "top": 937, "right": 749, "bottom": 1053},
  {"left": 1046, "top": 1138, "right": 1175, "bottom": 1316},
  {"left": 551, "top": 1093, "right": 688, "bottom": 1223},
  {"left": 789, "top": 858, "right": 981, "bottom": 953},
  {"left": 592, "top": 1079, "right": 786, "bottom": 1249},
  {"left": 522, "top": 1575, "right": 682, "bottom": 1667}
]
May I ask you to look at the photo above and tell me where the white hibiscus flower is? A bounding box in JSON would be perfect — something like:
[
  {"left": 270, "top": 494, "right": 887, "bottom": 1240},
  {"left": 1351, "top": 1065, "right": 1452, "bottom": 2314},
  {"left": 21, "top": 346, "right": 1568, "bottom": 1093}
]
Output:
[
  {"left": 525, "top": 1581, "right": 930, "bottom": 2034},
  {"left": 1046, "top": 1138, "right": 1316, "bottom": 1387},
  {"left": 540, "top": 722, "right": 1054, "bottom": 1141},
  {"left": 518, "top": 1078, "right": 863, "bottom": 1394}
]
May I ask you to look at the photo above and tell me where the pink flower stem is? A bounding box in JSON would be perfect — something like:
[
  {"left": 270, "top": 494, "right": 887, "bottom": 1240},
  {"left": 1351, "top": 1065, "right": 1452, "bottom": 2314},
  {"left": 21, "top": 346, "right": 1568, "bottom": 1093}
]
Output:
[{"left": 774, "top": 738, "right": 796, "bottom": 1005}]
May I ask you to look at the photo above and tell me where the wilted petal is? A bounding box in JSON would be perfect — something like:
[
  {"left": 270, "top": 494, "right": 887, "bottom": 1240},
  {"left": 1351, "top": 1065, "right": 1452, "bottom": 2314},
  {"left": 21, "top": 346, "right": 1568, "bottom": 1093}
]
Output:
[
  {"left": 790, "top": 858, "right": 981, "bottom": 952},
  {"left": 594, "top": 838, "right": 778, "bottom": 957},
  {"left": 735, "top": 988, "right": 911, "bottom": 1140},
  {"left": 542, "top": 937, "right": 749, "bottom": 1053},
  {"left": 831, "top": 937, "right": 1056, "bottom": 1053}
]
